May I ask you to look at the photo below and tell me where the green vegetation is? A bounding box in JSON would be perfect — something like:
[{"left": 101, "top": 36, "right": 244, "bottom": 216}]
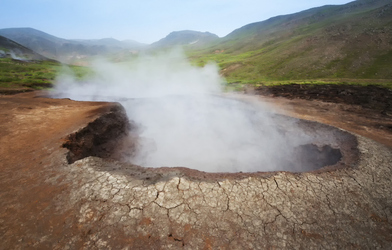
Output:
[
  {"left": 224, "top": 78, "right": 392, "bottom": 92},
  {"left": 186, "top": 0, "right": 392, "bottom": 89},
  {"left": 1, "top": 1, "right": 392, "bottom": 93},
  {"left": 0, "top": 58, "right": 90, "bottom": 91}
]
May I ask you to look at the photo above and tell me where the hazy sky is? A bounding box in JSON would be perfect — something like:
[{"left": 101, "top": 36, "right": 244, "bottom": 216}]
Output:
[{"left": 2, "top": 0, "right": 353, "bottom": 44}]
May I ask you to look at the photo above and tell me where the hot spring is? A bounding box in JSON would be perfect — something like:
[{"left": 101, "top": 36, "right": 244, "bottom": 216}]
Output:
[{"left": 54, "top": 50, "right": 358, "bottom": 173}]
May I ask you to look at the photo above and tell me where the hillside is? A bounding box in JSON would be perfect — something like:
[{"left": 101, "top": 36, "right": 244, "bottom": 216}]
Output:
[
  {"left": 0, "top": 35, "right": 50, "bottom": 61},
  {"left": 1, "top": 0, "right": 391, "bottom": 83},
  {"left": 0, "top": 35, "right": 91, "bottom": 94},
  {"left": 190, "top": 0, "right": 392, "bottom": 83},
  {"left": 0, "top": 28, "right": 145, "bottom": 63}
]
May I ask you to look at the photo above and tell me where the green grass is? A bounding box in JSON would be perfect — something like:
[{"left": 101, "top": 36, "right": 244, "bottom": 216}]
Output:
[
  {"left": 0, "top": 58, "right": 91, "bottom": 90},
  {"left": 185, "top": 0, "right": 392, "bottom": 86}
]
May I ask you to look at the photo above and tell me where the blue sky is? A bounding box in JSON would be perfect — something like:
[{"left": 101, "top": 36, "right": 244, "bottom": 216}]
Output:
[{"left": 1, "top": 0, "right": 353, "bottom": 44}]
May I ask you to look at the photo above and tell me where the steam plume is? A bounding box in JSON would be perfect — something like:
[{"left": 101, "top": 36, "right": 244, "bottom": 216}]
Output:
[{"left": 53, "top": 50, "right": 311, "bottom": 172}]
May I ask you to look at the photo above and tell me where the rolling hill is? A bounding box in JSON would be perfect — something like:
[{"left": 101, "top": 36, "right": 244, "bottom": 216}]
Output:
[
  {"left": 1, "top": 0, "right": 391, "bottom": 84},
  {"left": 189, "top": 0, "right": 392, "bottom": 82}
]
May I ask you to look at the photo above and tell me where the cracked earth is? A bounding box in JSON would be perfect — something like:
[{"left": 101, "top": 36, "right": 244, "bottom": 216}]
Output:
[{"left": 1, "top": 91, "right": 391, "bottom": 249}]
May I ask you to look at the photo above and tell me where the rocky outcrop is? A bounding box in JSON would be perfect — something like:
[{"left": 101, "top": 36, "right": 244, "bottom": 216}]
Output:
[{"left": 62, "top": 104, "right": 135, "bottom": 164}]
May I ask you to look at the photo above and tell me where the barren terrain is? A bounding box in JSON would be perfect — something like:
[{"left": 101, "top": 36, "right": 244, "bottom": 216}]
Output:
[{"left": 0, "top": 88, "right": 391, "bottom": 249}]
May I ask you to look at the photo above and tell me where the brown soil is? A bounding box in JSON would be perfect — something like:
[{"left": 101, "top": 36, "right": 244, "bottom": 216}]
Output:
[
  {"left": 0, "top": 91, "right": 130, "bottom": 247},
  {"left": 254, "top": 84, "right": 392, "bottom": 114}
]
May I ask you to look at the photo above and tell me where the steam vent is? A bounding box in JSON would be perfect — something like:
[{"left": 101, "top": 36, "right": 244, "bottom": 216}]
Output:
[{"left": 1, "top": 91, "right": 392, "bottom": 249}]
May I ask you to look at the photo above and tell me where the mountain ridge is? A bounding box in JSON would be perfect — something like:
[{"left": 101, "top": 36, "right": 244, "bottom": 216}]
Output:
[
  {"left": 0, "top": 27, "right": 147, "bottom": 63},
  {"left": 150, "top": 30, "right": 219, "bottom": 49},
  {"left": 1, "top": 0, "right": 391, "bottom": 81},
  {"left": 70, "top": 37, "right": 146, "bottom": 49}
]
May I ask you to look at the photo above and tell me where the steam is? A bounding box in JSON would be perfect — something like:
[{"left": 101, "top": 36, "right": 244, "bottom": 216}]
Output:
[
  {"left": 56, "top": 50, "right": 221, "bottom": 98},
  {"left": 10, "top": 50, "right": 27, "bottom": 61},
  {"left": 0, "top": 49, "right": 27, "bottom": 60},
  {"left": 53, "top": 50, "right": 311, "bottom": 172}
]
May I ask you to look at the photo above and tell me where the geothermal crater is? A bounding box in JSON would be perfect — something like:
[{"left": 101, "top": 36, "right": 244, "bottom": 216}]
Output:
[
  {"left": 63, "top": 95, "right": 359, "bottom": 175},
  {"left": 54, "top": 54, "right": 361, "bottom": 175},
  {"left": 3, "top": 90, "right": 391, "bottom": 249}
]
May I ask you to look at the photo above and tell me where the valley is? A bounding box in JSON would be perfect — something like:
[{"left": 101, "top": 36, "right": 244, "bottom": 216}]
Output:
[{"left": 1, "top": 0, "right": 392, "bottom": 248}]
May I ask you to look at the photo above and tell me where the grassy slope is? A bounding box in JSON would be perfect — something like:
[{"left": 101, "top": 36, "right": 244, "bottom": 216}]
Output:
[
  {"left": 0, "top": 35, "right": 90, "bottom": 92},
  {"left": 0, "top": 58, "right": 89, "bottom": 91},
  {"left": 188, "top": 0, "right": 392, "bottom": 87}
]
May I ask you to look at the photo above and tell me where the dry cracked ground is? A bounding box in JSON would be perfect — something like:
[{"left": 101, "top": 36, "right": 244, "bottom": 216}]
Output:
[{"left": 0, "top": 91, "right": 392, "bottom": 249}]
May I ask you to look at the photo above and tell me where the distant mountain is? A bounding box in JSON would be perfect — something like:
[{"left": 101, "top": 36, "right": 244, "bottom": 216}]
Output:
[
  {"left": 0, "top": 28, "right": 146, "bottom": 62},
  {"left": 150, "top": 30, "right": 219, "bottom": 49},
  {"left": 2, "top": 0, "right": 391, "bottom": 82},
  {"left": 122, "top": 39, "right": 147, "bottom": 49},
  {"left": 192, "top": 0, "right": 392, "bottom": 81},
  {"left": 0, "top": 35, "right": 51, "bottom": 61},
  {"left": 0, "top": 28, "right": 69, "bottom": 60},
  {"left": 71, "top": 38, "right": 146, "bottom": 49}
]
